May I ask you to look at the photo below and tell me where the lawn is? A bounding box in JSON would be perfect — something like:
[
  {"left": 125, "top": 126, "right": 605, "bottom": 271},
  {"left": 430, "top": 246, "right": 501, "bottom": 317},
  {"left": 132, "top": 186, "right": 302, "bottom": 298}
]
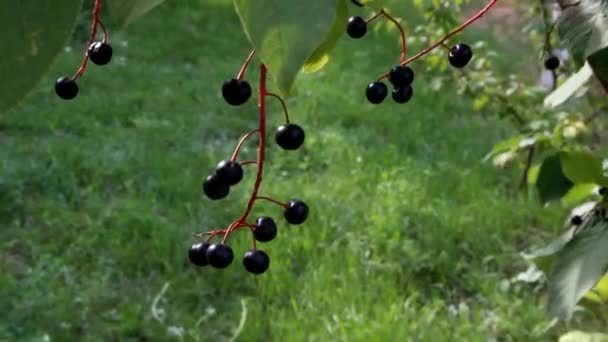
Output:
[{"left": 0, "top": 1, "right": 582, "bottom": 340}]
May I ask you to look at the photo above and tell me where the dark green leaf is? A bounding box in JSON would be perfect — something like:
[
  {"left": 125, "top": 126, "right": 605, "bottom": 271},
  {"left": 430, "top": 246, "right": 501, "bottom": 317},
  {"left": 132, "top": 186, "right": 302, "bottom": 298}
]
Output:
[
  {"left": 557, "top": 0, "right": 608, "bottom": 66},
  {"left": 547, "top": 213, "right": 608, "bottom": 320},
  {"left": 536, "top": 154, "right": 574, "bottom": 203},
  {"left": 588, "top": 47, "right": 608, "bottom": 89},
  {"left": 106, "top": 0, "right": 166, "bottom": 28},
  {"left": 234, "top": 0, "right": 338, "bottom": 95},
  {"left": 0, "top": 0, "right": 83, "bottom": 113}
]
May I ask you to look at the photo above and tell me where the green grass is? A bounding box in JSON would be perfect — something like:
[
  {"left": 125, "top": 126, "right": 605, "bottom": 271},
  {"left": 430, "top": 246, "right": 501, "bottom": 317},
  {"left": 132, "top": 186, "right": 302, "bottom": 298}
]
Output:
[{"left": 0, "top": 1, "right": 593, "bottom": 340}]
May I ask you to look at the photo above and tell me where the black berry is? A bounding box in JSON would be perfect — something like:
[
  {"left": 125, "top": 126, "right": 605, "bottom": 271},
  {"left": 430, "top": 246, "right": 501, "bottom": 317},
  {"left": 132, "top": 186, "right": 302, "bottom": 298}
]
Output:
[
  {"left": 215, "top": 160, "right": 243, "bottom": 186},
  {"left": 388, "top": 66, "right": 414, "bottom": 87},
  {"left": 284, "top": 199, "right": 309, "bottom": 225},
  {"left": 365, "top": 81, "right": 388, "bottom": 104},
  {"left": 347, "top": 16, "right": 367, "bottom": 39},
  {"left": 54, "top": 77, "right": 79, "bottom": 100},
  {"left": 275, "top": 124, "right": 305, "bottom": 150},
  {"left": 392, "top": 86, "right": 413, "bottom": 103},
  {"left": 254, "top": 216, "right": 277, "bottom": 242},
  {"left": 88, "top": 42, "right": 113, "bottom": 66},
  {"left": 222, "top": 78, "right": 252, "bottom": 106},
  {"left": 448, "top": 43, "right": 473, "bottom": 68},
  {"left": 599, "top": 187, "right": 606, "bottom": 196},
  {"left": 202, "top": 174, "right": 229, "bottom": 200},
  {"left": 243, "top": 249, "right": 270, "bottom": 274},
  {"left": 189, "top": 242, "right": 210, "bottom": 266},
  {"left": 206, "top": 244, "right": 234, "bottom": 269},
  {"left": 544, "top": 55, "right": 560, "bottom": 70},
  {"left": 571, "top": 215, "right": 583, "bottom": 226}
]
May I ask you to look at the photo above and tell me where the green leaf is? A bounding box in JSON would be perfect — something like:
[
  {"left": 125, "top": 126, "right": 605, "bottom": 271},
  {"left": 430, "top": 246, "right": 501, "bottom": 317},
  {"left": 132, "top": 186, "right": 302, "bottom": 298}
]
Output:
[
  {"left": 544, "top": 62, "right": 593, "bottom": 108},
  {"left": 0, "top": 0, "right": 82, "bottom": 113},
  {"left": 559, "top": 330, "right": 608, "bottom": 342},
  {"left": 560, "top": 149, "right": 604, "bottom": 184},
  {"left": 561, "top": 183, "right": 597, "bottom": 207},
  {"left": 547, "top": 212, "right": 608, "bottom": 320},
  {"left": 536, "top": 154, "right": 574, "bottom": 203},
  {"left": 557, "top": 0, "right": 608, "bottom": 66},
  {"left": 303, "top": 0, "right": 348, "bottom": 73},
  {"left": 234, "top": 0, "right": 338, "bottom": 95},
  {"left": 106, "top": 0, "right": 166, "bottom": 28},
  {"left": 483, "top": 135, "right": 525, "bottom": 161},
  {"left": 588, "top": 47, "right": 608, "bottom": 89}
]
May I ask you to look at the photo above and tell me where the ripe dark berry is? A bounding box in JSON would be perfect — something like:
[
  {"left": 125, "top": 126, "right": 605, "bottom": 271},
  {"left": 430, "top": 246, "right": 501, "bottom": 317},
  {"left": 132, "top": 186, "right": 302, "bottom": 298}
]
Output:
[
  {"left": 347, "top": 16, "right": 367, "bottom": 38},
  {"left": 222, "top": 78, "right": 252, "bottom": 106},
  {"left": 599, "top": 187, "right": 606, "bottom": 196},
  {"left": 284, "top": 199, "right": 309, "bottom": 225},
  {"left": 392, "top": 86, "right": 413, "bottom": 103},
  {"left": 388, "top": 66, "right": 414, "bottom": 87},
  {"left": 544, "top": 55, "right": 560, "bottom": 70},
  {"left": 54, "top": 77, "right": 79, "bottom": 100},
  {"left": 275, "top": 123, "right": 305, "bottom": 150},
  {"left": 88, "top": 42, "right": 113, "bottom": 66},
  {"left": 206, "top": 244, "right": 234, "bottom": 269},
  {"left": 254, "top": 216, "right": 277, "bottom": 242},
  {"left": 365, "top": 81, "right": 388, "bottom": 104},
  {"left": 202, "top": 174, "right": 229, "bottom": 200},
  {"left": 448, "top": 43, "right": 473, "bottom": 68},
  {"left": 215, "top": 160, "right": 243, "bottom": 186},
  {"left": 243, "top": 249, "right": 270, "bottom": 274},
  {"left": 571, "top": 215, "right": 583, "bottom": 226},
  {"left": 189, "top": 242, "right": 210, "bottom": 266}
]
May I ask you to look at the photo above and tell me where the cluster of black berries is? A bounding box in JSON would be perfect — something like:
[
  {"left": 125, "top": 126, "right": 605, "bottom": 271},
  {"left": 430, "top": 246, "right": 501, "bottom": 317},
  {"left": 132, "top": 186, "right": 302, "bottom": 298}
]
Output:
[
  {"left": 190, "top": 74, "right": 309, "bottom": 274},
  {"left": 366, "top": 65, "right": 414, "bottom": 104},
  {"left": 346, "top": 14, "right": 473, "bottom": 105},
  {"left": 55, "top": 42, "right": 113, "bottom": 100},
  {"left": 189, "top": 199, "right": 309, "bottom": 274}
]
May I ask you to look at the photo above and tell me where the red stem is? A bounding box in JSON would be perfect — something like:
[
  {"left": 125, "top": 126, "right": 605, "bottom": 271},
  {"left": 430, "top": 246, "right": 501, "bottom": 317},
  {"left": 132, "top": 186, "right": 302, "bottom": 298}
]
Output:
[
  {"left": 230, "top": 129, "right": 260, "bottom": 161},
  {"left": 223, "top": 64, "right": 268, "bottom": 243},
  {"left": 366, "top": 10, "right": 407, "bottom": 62},
  {"left": 266, "top": 92, "right": 291, "bottom": 123},
  {"left": 255, "top": 196, "right": 288, "bottom": 208},
  {"left": 236, "top": 50, "right": 257, "bottom": 80},
  {"left": 73, "top": 0, "right": 104, "bottom": 79},
  {"left": 377, "top": 0, "right": 498, "bottom": 80}
]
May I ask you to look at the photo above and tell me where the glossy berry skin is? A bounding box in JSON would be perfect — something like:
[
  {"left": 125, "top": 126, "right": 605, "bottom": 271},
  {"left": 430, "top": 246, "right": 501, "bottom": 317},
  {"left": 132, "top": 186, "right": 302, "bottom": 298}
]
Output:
[
  {"left": 202, "top": 174, "right": 229, "bottom": 200},
  {"left": 599, "top": 187, "right": 606, "bottom": 196},
  {"left": 206, "top": 244, "right": 234, "bottom": 269},
  {"left": 275, "top": 124, "right": 305, "bottom": 150},
  {"left": 222, "top": 78, "right": 252, "bottom": 106},
  {"left": 448, "top": 43, "right": 473, "bottom": 68},
  {"left": 388, "top": 66, "right": 414, "bottom": 87},
  {"left": 254, "top": 216, "right": 277, "bottom": 242},
  {"left": 88, "top": 42, "right": 113, "bottom": 66},
  {"left": 215, "top": 160, "right": 243, "bottom": 186},
  {"left": 189, "top": 242, "right": 210, "bottom": 266},
  {"left": 284, "top": 199, "right": 309, "bottom": 225},
  {"left": 392, "top": 86, "right": 413, "bottom": 103},
  {"left": 347, "top": 16, "right": 367, "bottom": 38},
  {"left": 54, "top": 77, "right": 79, "bottom": 100},
  {"left": 544, "top": 55, "right": 560, "bottom": 70},
  {"left": 366, "top": 81, "right": 388, "bottom": 104},
  {"left": 243, "top": 250, "right": 270, "bottom": 274},
  {"left": 571, "top": 215, "right": 583, "bottom": 226}
]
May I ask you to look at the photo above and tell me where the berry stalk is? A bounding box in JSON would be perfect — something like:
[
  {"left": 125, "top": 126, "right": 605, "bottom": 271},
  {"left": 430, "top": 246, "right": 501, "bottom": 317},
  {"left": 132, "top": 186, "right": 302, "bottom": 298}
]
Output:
[
  {"left": 378, "top": 0, "right": 498, "bottom": 80},
  {"left": 222, "top": 63, "right": 270, "bottom": 243},
  {"left": 73, "top": 0, "right": 108, "bottom": 79}
]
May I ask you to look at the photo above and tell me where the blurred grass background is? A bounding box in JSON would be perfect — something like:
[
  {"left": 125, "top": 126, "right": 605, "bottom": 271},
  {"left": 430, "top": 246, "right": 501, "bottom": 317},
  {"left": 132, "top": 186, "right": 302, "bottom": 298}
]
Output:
[{"left": 0, "top": 0, "right": 593, "bottom": 340}]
